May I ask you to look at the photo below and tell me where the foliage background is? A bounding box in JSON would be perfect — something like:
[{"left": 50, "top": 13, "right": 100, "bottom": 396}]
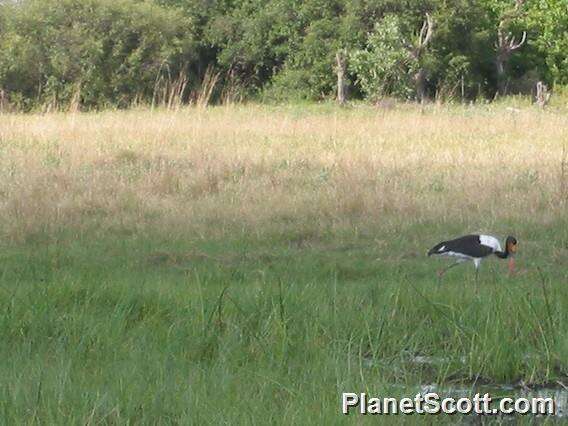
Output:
[{"left": 0, "top": 0, "right": 566, "bottom": 108}]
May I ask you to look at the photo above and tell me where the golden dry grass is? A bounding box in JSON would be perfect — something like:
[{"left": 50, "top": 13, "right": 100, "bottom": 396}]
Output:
[{"left": 0, "top": 103, "right": 566, "bottom": 242}]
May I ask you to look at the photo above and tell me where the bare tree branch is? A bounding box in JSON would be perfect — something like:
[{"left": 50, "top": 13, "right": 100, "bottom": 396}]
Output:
[
  {"left": 495, "top": 1, "right": 527, "bottom": 94},
  {"left": 410, "top": 13, "right": 434, "bottom": 102},
  {"left": 419, "top": 19, "right": 428, "bottom": 45},
  {"left": 509, "top": 30, "right": 526, "bottom": 50},
  {"left": 412, "top": 13, "right": 434, "bottom": 59},
  {"left": 415, "top": 13, "right": 434, "bottom": 52},
  {"left": 420, "top": 13, "right": 434, "bottom": 48}
]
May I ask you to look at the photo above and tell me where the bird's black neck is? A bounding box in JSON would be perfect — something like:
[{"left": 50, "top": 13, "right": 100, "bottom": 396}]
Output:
[{"left": 495, "top": 246, "right": 510, "bottom": 259}]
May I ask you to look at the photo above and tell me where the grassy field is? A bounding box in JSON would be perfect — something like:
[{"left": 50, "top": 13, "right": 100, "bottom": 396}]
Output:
[{"left": 0, "top": 102, "right": 567, "bottom": 424}]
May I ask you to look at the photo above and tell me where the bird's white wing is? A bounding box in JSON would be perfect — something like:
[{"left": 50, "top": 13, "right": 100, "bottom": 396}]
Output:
[{"left": 479, "top": 235, "right": 502, "bottom": 252}]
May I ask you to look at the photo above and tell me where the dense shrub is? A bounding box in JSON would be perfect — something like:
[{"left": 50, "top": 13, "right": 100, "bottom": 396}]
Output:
[
  {"left": 349, "top": 16, "right": 416, "bottom": 100},
  {"left": 0, "top": 0, "right": 195, "bottom": 109}
]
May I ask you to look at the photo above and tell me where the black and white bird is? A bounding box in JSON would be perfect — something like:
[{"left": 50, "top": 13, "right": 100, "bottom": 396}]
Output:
[{"left": 428, "top": 234, "right": 518, "bottom": 278}]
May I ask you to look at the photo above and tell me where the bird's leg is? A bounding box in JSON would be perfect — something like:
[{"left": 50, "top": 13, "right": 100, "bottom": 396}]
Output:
[
  {"left": 438, "top": 261, "right": 462, "bottom": 278},
  {"left": 474, "top": 258, "right": 481, "bottom": 282}
]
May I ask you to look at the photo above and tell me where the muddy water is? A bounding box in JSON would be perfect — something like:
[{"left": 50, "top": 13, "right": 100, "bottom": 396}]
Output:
[{"left": 363, "top": 354, "right": 567, "bottom": 418}]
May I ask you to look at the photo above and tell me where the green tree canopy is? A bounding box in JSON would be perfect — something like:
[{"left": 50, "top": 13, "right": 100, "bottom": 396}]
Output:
[{"left": 0, "top": 0, "right": 566, "bottom": 108}]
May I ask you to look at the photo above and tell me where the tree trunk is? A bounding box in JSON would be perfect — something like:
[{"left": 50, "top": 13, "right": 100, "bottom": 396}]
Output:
[
  {"left": 414, "top": 68, "right": 427, "bottom": 103},
  {"left": 335, "top": 50, "right": 347, "bottom": 105},
  {"left": 535, "top": 81, "right": 550, "bottom": 108},
  {"left": 496, "top": 54, "right": 508, "bottom": 95}
]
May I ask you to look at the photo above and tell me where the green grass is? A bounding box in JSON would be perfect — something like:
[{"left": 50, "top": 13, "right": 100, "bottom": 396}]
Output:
[
  {"left": 1, "top": 103, "right": 567, "bottom": 423},
  {"left": 0, "top": 218, "right": 566, "bottom": 424}
]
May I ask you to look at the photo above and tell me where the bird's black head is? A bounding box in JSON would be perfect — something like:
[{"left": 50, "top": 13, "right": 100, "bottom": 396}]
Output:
[{"left": 505, "top": 236, "right": 518, "bottom": 255}]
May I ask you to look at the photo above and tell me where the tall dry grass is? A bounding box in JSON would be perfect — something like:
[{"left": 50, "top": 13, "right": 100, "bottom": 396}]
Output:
[{"left": 0, "top": 103, "right": 566, "bottom": 242}]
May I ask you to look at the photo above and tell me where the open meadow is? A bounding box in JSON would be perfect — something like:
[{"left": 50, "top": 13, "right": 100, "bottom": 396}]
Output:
[{"left": 0, "top": 102, "right": 567, "bottom": 424}]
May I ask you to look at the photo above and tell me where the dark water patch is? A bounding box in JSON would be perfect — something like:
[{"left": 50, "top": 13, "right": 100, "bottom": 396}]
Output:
[{"left": 363, "top": 353, "right": 567, "bottom": 418}]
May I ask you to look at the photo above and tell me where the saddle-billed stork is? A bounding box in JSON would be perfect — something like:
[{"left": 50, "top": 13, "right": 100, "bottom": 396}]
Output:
[{"left": 428, "top": 234, "right": 517, "bottom": 278}]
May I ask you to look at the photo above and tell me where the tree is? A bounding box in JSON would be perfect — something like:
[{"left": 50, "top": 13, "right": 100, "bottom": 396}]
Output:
[
  {"left": 335, "top": 49, "right": 348, "bottom": 104},
  {"left": 524, "top": 0, "right": 568, "bottom": 86},
  {"left": 349, "top": 12, "right": 438, "bottom": 101},
  {"left": 495, "top": 0, "right": 527, "bottom": 94},
  {"left": 349, "top": 15, "right": 416, "bottom": 100},
  {"left": 408, "top": 13, "right": 434, "bottom": 102}
]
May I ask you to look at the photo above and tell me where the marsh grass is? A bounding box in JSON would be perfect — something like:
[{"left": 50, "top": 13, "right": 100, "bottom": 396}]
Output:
[{"left": 0, "top": 102, "right": 566, "bottom": 424}]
